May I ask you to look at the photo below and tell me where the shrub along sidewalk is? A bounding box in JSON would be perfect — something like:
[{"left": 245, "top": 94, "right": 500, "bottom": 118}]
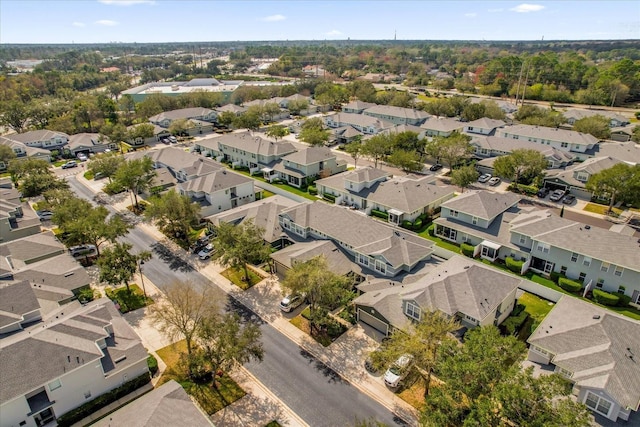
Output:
[{"left": 105, "top": 284, "right": 153, "bottom": 313}]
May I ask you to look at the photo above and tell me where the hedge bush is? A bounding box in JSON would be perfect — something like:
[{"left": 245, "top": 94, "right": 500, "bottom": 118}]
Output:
[
  {"left": 322, "top": 193, "right": 336, "bottom": 203},
  {"left": 427, "top": 224, "right": 435, "bottom": 237},
  {"left": 371, "top": 209, "right": 389, "bottom": 220},
  {"left": 617, "top": 293, "right": 632, "bottom": 307},
  {"left": 460, "top": 243, "right": 475, "bottom": 257},
  {"left": 413, "top": 219, "right": 423, "bottom": 230},
  {"left": 308, "top": 186, "right": 317, "bottom": 195},
  {"left": 147, "top": 354, "right": 158, "bottom": 376},
  {"left": 401, "top": 220, "right": 413, "bottom": 229},
  {"left": 56, "top": 373, "right": 151, "bottom": 427},
  {"left": 549, "top": 271, "right": 562, "bottom": 284},
  {"left": 558, "top": 277, "right": 583, "bottom": 293},
  {"left": 500, "top": 304, "right": 530, "bottom": 335},
  {"left": 592, "top": 289, "right": 620, "bottom": 306},
  {"left": 505, "top": 256, "right": 525, "bottom": 274}
]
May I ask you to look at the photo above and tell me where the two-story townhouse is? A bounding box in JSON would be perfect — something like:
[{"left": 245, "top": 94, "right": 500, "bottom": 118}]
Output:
[
  {"left": 0, "top": 298, "right": 149, "bottom": 427},
  {"left": 281, "top": 94, "right": 318, "bottom": 115},
  {"left": 270, "top": 240, "right": 363, "bottom": 279},
  {"left": 563, "top": 109, "right": 630, "bottom": 128},
  {"left": 583, "top": 141, "right": 640, "bottom": 165},
  {"left": 324, "top": 113, "right": 394, "bottom": 135},
  {"left": 0, "top": 280, "right": 43, "bottom": 335},
  {"left": 463, "top": 117, "right": 506, "bottom": 136},
  {"left": 0, "top": 137, "right": 51, "bottom": 167},
  {"left": 278, "top": 201, "right": 434, "bottom": 277},
  {"left": 194, "top": 136, "right": 223, "bottom": 160},
  {"left": 125, "top": 123, "right": 170, "bottom": 147},
  {"left": 342, "top": 100, "right": 377, "bottom": 114},
  {"left": 4, "top": 130, "right": 69, "bottom": 150},
  {"left": 420, "top": 117, "right": 465, "bottom": 138},
  {"left": 142, "top": 147, "right": 225, "bottom": 182},
  {"left": 217, "top": 132, "right": 297, "bottom": 175},
  {"left": 67, "top": 133, "right": 118, "bottom": 156},
  {"left": 331, "top": 125, "right": 365, "bottom": 145},
  {"left": 205, "top": 195, "right": 301, "bottom": 249},
  {"left": 316, "top": 167, "right": 391, "bottom": 209},
  {"left": 470, "top": 135, "right": 575, "bottom": 170},
  {"left": 148, "top": 107, "right": 218, "bottom": 128},
  {"left": 271, "top": 146, "right": 347, "bottom": 187},
  {"left": 543, "top": 156, "right": 622, "bottom": 199},
  {"left": 0, "top": 182, "right": 42, "bottom": 243},
  {"left": 380, "top": 123, "right": 426, "bottom": 140},
  {"left": 527, "top": 296, "right": 640, "bottom": 422},
  {"left": 354, "top": 255, "right": 522, "bottom": 336},
  {"left": 215, "top": 103, "right": 247, "bottom": 117},
  {"left": 497, "top": 124, "right": 599, "bottom": 154},
  {"left": 363, "top": 105, "right": 430, "bottom": 126},
  {"left": 509, "top": 211, "right": 640, "bottom": 302},
  {"left": 178, "top": 169, "right": 255, "bottom": 216},
  {"left": 433, "top": 191, "right": 522, "bottom": 262}
]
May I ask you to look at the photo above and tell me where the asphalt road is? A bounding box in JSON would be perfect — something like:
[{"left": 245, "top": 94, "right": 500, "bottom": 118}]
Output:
[{"left": 66, "top": 176, "right": 408, "bottom": 427}]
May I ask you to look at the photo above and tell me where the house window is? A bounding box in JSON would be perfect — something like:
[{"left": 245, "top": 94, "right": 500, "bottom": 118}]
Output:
[
  {"left": 472, "top": 216, "right": 478, "bottom": 225},
  {"left": 561, "top": 142, "right": 568, "bottom": 148},
  {"left": 358, "top": 253, "right": 369, "bottom": 267},
  {"left": 618, "top": 286, "right": 626, "bottom": 294},
  {"left": 579, "top": 272, "right": 586, "bottom": 282},
  {"left": 614, "top": 266, "right": 624, "bottom": 277},
  {"left": 374, "top": 260, "right": 386, "bottom": 275},
  {"left": 461, "top": 233, "right": 468, "bottom": 242},
  {"left": 519, "top": 235, "right": 526, "bottom": 245},
  {"left": 600, "top": 262, "right": 610, "bottom": 272},
  {"left": 531, "top": 345, "right": 548, "bottom": 356},
  {"left": 405, "top": 302, "right": 421, "bottom": 321},
  {"left": 585, "top": 391, "right": 612, "bottom": 417},
  {"left": 583, "top": 256, "right": 592, "bottom": 267},
  {"left": 557, "top": 367, "right": 573, "bottom": 378},
  {"left": 450, "top": 209, "right": 459, "bottom": 218},
  {"left": 576, "top": 172, "right": 589, "bottom": 182},
  {"left": 596, "top": 278, "right": 605, "bottom": 288},
  {"left": 536, "top": 242, "right": 550, "bottom": 253},
  {"left": 560, "top": 266, "right": 567, "bottom": 275},
  {"left": 48, "top": 379, "right": 62, "bottom": 391},
  {"left": 570, "top": 252, "right": 578, "bottom": 262},
  {"left": 84, "top": 391, "right": 92, "bottom": 399}
]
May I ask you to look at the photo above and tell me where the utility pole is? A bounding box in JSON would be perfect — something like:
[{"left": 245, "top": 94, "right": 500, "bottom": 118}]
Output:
[
  {"left": 514, "top": 61, "right": 525, "bottom": 106},
  {"left": 520, "top": 62, "right": 531, "bottom": 106}
]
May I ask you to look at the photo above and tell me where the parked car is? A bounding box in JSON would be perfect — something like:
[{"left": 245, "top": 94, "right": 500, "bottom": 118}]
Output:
[
  {"left": 562, "top": 194, "right": 576, "bottom": 205},
  {"left": 478, "top": 174, "right": 492, "bottom": 183},
  {"left": 488, "top": 177, "right": 501, "bottom": 186},
  {"left": 160, "top": 137, "right": 170, "bottom": 144},
  {"left": 168, "top": 136, "right": 178, "bottom": 143},
  {"left": 429, "top": 164, "right": 443, "bottom": 172},
  {"left": 549, "top": 189, "right": 567, "bottom": 202},
  {"left": 61, "top": 161, "right": 77, "bottom": 169},
  {"left": 69, "top": 244, "right": 97, "bottom": 258},
  {"left": 384, "top": 354, "right": 414, "bottom": 388},
  {"left": 279, "top": 294, "right": 305, "bottom": 313},
  {"left": 36, "top": 210, "right": 54, "bottom": 221},
  {"left": 77, "top": 153, "right": 88, "bottom": 162},
  {"left": 537, "top": 187, "right": 550, "bottom": 198},
  {"left": 197, "top": 243, "right": 215, "bottom": 260}
]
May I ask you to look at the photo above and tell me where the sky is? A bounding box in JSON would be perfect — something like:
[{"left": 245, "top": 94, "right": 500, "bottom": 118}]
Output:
[{"left": 1, "top": 0, "right": 639, "bottom": 44}]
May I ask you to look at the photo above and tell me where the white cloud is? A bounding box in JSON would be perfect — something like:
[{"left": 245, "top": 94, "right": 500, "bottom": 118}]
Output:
[
  {"left": 98, "top": 0, "right": 155, "bottom": 5},
  {"left": 464, "top": 13, "right": 477, "bottom": 17},
  {"left": 510, "top": 4, "right": 545, "bottom": 13},
  {"left": 95, "top": 19, "right": 118, "bottom": 26},
  {"left": 326, "top": 30, "right": 342, "bottom": 36},
  {"left": 72, "top": 22, "right": 86, "bottom": 27},
  {"left": 488, "top": 8, "right": 504, "bottom": 13},
  {"left": 260, "top": 14, "right": 286, "bottom": 22}
]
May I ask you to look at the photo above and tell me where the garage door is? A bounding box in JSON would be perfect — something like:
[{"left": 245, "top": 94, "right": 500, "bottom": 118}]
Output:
[{"left": 358, "top": 309, "right": 389, "bottom": 336}]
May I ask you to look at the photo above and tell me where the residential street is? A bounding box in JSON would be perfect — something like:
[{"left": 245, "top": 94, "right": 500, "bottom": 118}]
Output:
[{"left": 65, "top": 174, "right": 413, "bottom": 427}]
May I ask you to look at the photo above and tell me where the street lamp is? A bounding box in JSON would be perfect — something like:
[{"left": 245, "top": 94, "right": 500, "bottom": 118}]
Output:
[{"left": 139, "top": 260, "right": 147, "bottom": 299}]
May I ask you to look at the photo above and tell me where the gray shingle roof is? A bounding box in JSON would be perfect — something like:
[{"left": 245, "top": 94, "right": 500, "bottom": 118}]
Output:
[
  {"left": 343, "top": 100, "right": 377, "bottom": 111},
  {"left": 149, "top": 107, "right": 216, "bottom": 123},
  {"left": 465, "top": 117, "right": 506, "bottom": 130},
  {"left": 367, "top": 177, "right": 455, "bottom": 214},
  {"left": 420, "top": 117, "right": 464, "bottom": 133},
  {"left": 0, "top": 232, "right": 66, "bottom": 272},
  {"left": 179, "top": 169, "right": 253, "bottom": 194},
  {"left": 528, "top": 296, "right": 640, "bottom": 411},
  {"left": 282, "top": 146, "right": 335, "bottom": 165},
  {"left": 471, "top": 136, "right": 575, "bottom": 162},
  {"left": 92, "top": 380, "right": 213, "bottom": 427},
  {"left": 441, "top": 190, "right": 521, "bottom": 221},
  {"left": 499, "top": 124, "right": 599, "bottom": 145},
  {"left": 563, "top": 109, "right": 629, "bottom": 124},
  {"left": 270, "top": 240, "right": 360, "bottom": 276},
  {"left": 0, "top": 298, "right": 147, "bottom": 403},
  {"left": 67, "top": 133, "right": 111, "bottom": 150},
  {"left": 145, "top": 147, "right": 224, "bottom": 178},
  {"left": 0, "top": 280, "right": 39, "bottom": 328},
  {"left": 585, "top": 141, "right": 640, "bottom": 165},
  {"left": 5, "top": 130, "right": 68, "bottom": 144},
  {"left": 216, "top": 104, "right": 247, "bottom": 114},
  {"left": 217, "top": 132, "right": 297, "bottom": 157},
  {"left": 355, "top": 255, "right": 522, "bottom": 329},
  {"left": 280, "top": 202, "right": 434, "bottom": 269},
  {"left": 327, "top": 113, "right": 394, "bottom": 130},
  {"left": 510, "top": 210, "right": 640, "bottom": 270},
  {"left": 544, "top": 156, "right": 622, "bottom": 188},
  {"left": 364, "top": 105, "right": 430, "bottom": 121}
]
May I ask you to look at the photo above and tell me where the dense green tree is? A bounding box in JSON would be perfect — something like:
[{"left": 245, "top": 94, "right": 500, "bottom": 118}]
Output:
[
  {"left": 314, "top": 82, "right": 349, "bottom": 109},
  {"left": 361, "top": 133, "right": 393, "bottom": 168},
  {"left": 0, "top": 145, "right": 16, "bottom": 169},
  {"left": 168, "top": 118, "right": 193, "bottom": 136},
  {"left": 286, "top": 99, "right": 309, "bottom": 115},
  {"left": 450, "top": 164, "right": 479, "bottom": 192},
  {"left": 145, "top": 189, "right": 201, "bottom": 246},
  {"left": 425, "top": 131, "right": 473, "bottom": 170},
  {"left": 632, "top": 125, "right": 640, "bottom": 143},
  {"left": 217, "top": 111, "right": 237, "bottom": 128},
  {"left": 8, "top": 158, "right": 67, "bottom": 197},
  {"left": 88, "top": 151, "right": 124, "bottom": 183},
  {"left": 346, "top": 80, "right": 377, "bottom": 102},
  {"left": 493, "top": 149, "right": 549, "bottom": 184},
  {"left": 422, "top": 98, "right": 456, "bottom": 117},
  {"left": 212, "top": 220, "right": 272, "bottom": 287},
  {"left": 299, "top": 117, "right": 330, "bottom": 146},
  {"left": 344, "top": 139, "right": 363, "bottom": 167},
  {"left": 386, "top": 149, "right": 423, "bottom": 173},
  {"left": 515, "top": 105, "right": 564, "bottom": 127},
  {"left": 391, "top": 131, "right": 422, "bottom": 154},
  {"left": 571, "top": 115, "right": 611, "bottom": 140},
  {"left": 0, "top": 100, "right": 30, "bottom": 133},
  {"left": 97, "top": 242, "right": 150, "bottom": 293},
  {"left": 113, "top": 157, "right": 155, "bottom": 208},
  {"left": 127, "top": 123, "right": 155, "bottom": 141},
  {"left": 234, "top": 109, "right": 262, "bottom": 132},
  {"left": 265, "top": 124, "right": 289, "bottom": 141},
  {"left": 280, "top": 256, "right": 353, "bottom": 335},
  {"left": 586, "top": 163, "right": 640, "bottom": 212}
]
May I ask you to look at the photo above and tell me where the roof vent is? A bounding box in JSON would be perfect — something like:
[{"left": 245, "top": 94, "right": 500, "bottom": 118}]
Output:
[
  {"left": 585, "top": 225, "right": 591, "bottom": 230},
  {"left": 464, "top": 266, "right": 470, "bottom": 269},
  {"left": 593, "top": 314, "right": 601, "bottom": 320}
]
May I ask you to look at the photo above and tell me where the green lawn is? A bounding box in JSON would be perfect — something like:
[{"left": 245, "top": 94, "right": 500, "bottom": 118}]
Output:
[
  {"left": 417, "top": 229, "right": 462, "bottom": 254},
  {"left": 83, "top": 170, "right": 94, "bottom": 180},
  {"left": 583, "top": 202, "right": 623, "bottom": 216},
  {"left": 257, "top": 189, "right": 276, "bottom": 199},
  {"left": 156, "top": 340, "right": 246, "bottom": 415},
  {"left": 105, "top": 284, "right": 153, "bottom": 313},
  {"left": 221, "top": 265, "right": 264, "bottom": 290},
  {"left": 518, "top": 292, "right": 554, "bottom": 324},
  {"left": 289, "top": 310, "right": 347, "bottom": 347},
  {"left": 53, "top": 160, "right": 69, "bottom": 167},
  {"left": 265, "top": 421, "right": 282, "bottom": 427},
  {"left": 230, "top": 165, "right": 319, "bottom": 201}
]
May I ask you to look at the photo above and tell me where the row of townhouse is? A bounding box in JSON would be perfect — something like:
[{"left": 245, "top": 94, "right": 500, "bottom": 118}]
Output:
[{"left": 433, "top": 190, "right": 640, "bottom": 304}]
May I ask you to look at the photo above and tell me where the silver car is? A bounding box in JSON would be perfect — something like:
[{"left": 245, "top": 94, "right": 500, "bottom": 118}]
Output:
[
  {"left": 198, "top": 243, "right": 215, "bottom": 260},
  {"left": 383, "top": 354, "right": 414, "bottom": 388},
  {"left": 279, "top": 294, "right": 304, "bottom": 312}
]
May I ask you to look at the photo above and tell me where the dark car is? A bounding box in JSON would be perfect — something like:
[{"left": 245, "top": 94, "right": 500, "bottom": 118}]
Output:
[
  {"left": 429, "top": 164, "right": 443, "bottom": 172},
  {"left": 537, "top": 187, "right": 550, "bottom": 198},
  {"left": 562, "top": 194, "right": 576, "bottom": 205},
  {"left": 61, "top": 161, "right": 78, "bottom": 169},
  {"left": 549, "top": 189, "right": 567, "bottom": 202}
]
